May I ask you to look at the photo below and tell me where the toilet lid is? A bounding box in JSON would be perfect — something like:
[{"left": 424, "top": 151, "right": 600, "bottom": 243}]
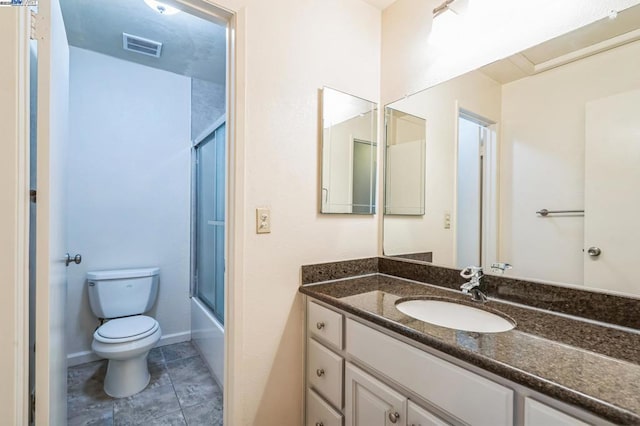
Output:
[{"left": 96, "top": 316, "right": 158, "bottom": 341}]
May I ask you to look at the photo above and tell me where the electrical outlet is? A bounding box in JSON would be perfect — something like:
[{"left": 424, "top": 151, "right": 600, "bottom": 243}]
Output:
[
  {"left": 256, "top": 208, "right": 271, "bottom": 234},
  {"left": 444, "top": 212, "right": 451, "bottom": 229}
]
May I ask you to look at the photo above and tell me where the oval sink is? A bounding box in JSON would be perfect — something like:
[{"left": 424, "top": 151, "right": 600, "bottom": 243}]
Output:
[{"left": 395, "top": 299, "right": 515, "bottom": 333}]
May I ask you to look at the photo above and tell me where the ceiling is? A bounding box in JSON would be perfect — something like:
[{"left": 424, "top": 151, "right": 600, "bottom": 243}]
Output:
[
  {"left": 480, "top": 4, "right": 640, "bottom": 85},
  {"left": 362, "top": 0, "right": 398, "bottom": 10},
  {"left": 60, "top": 0, "right": 227, "bottom": 84}
]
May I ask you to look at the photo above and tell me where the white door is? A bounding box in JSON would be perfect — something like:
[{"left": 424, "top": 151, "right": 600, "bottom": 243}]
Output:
[
  {"left": 345, "top": 362, "right": 407, "bottom": 426},
  {"left": 584, "top": 89, "right": 640, "bottom": 293},
  {"left": 34, "top": 0, "right": 70, "bottom": 423},
  {"left": 0, "top": 6, "right": 31, "bottom": 424}
]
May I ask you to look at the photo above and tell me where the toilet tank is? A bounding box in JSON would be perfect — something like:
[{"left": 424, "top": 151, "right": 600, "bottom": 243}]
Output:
[{"left": 87, "top": 267, "right": 160, "bottom": 319}]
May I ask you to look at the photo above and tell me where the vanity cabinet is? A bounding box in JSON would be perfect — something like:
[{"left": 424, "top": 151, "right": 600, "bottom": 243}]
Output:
[
  {"left": 306, "top": 301, "right": 345, "bottom": 425},
  {"left": 345, "top": 362, "right": 407, "bottom": 426},
  {"left": 408, "top": 401, "right": 451, "bottom": 426},
  {"left": 524, "top": 398, "right": 589, "bottom": 426},
  {"left": 345, "top": 363, "right": 450, "bottom": 426},
  {"left": 305, "top": 298, "right": 604, "bottom": 426}
]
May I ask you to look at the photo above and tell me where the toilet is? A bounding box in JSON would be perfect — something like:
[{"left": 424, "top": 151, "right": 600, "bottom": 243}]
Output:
[{"left": 87, "top": 267, "right": 162, "bottom": 398}]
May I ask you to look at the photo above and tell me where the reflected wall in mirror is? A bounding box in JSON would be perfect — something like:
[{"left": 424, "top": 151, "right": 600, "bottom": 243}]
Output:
[
  {"left": 385, "top": 108, "right": 426, "bottom": 215},
  {"left": 383, "top": 5, "right": 640, "bottom": 296},
  {"left": 321, "top": 87, "right": 378, "bottom": 214}
]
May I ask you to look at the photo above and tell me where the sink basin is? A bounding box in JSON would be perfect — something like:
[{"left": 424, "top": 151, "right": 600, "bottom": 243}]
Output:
[{"left": 395, "top": 299, "right": 515, "bottom": 333}]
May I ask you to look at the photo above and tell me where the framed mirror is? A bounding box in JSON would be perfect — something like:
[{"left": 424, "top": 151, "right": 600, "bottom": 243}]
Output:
[
  {"left": 321, "top": 87, "right": 378, "bottom": 214},
  {"left": 383, "top": 4, "right": 640, "bottom": 296}
]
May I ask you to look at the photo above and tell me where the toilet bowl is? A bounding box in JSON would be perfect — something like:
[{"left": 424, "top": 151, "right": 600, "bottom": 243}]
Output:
[
  {"left": 92, "top": 315, "right": 161, "bottom": 397},
  {"left": 87, "top": 267, "right": 161, "bottom": 398}
]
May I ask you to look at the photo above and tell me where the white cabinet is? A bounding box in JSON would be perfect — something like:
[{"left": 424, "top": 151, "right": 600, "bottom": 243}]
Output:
[
  {"left": 308, "top": 338, "right": 344, "bottom": 409},
  {"left": 308, "top": 300, "right": 344, "bottom": 349},
  {"left": 407, "top": 401, "right": 450, "bottom": 426},
  {"left": 345, "top": 363, "right": 407, "bottom": 426},
  {"left": 524, "top": 398, "right": 590, "bottom": 426},
  {"left": 307, "top": 388, "right": 343, "bottom": 426},
  {"left": 346, "top": 318, "right": 513, "bottom": 426},
  {"left": 306, "top": 300, "right": 345, "bottom": 426},
  {"left": 305, "top": 298, "right": 602, "bottom": 426}
]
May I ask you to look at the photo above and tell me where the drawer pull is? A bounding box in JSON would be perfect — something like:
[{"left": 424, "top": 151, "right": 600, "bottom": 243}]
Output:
[
  {"left": 388, "top": 411, "right": 400, "bottom": 423},
  {"left": 315, "top": 423, "right": 324, "bottom": 426},
  {"left": 316, "top": 322, "right": 325, "bottom": 330},
  {"left": 316, "top": 368, "right": 325, "bottom": 377}
]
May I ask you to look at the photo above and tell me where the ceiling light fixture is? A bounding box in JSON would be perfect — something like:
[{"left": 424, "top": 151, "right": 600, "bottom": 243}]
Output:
[
  {"left": 433, "top": 0, "right": 469, "bottom": 18},
  {"left": 144, "top": 0, "right": 180, "bottom": 15}
]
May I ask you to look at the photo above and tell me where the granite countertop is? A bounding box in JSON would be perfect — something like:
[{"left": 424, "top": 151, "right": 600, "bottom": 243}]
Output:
[{"left": 299, "top": 274, "right": 640, "bottom": 425}]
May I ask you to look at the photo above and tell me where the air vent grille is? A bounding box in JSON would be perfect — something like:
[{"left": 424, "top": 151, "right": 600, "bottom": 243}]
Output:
[{"left": 122, "top": 33, "right": 163, "bottom": 58}]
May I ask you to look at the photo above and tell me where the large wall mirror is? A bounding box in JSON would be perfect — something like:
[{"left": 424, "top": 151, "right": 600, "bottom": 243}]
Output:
[
  {"left": 383, "top": 4, "right": 640, "bottom": 296},
  {"left": 321, "top": 87, "right": 378, "bottom": 214}
]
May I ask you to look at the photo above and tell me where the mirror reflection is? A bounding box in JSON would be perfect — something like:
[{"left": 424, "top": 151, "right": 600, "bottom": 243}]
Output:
[
  {"left": 321, "top": 87, "right": 378, "bottom": 214},
  {"left": 383, "top": 6, "right": 640, "bottom": 296},
  {"left": 385, "top": 108, "right": 426, "bottom": 216}
]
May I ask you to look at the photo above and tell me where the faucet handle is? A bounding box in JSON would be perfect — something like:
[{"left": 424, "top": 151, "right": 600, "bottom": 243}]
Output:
[
  {"left": 460, "top": 266, "right": 483, "bottom": 279},
  {"left": 490, "top": 262, "right": 512, "bottom": 274}
]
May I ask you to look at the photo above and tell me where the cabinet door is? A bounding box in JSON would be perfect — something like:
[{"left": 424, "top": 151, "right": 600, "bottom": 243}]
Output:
[
  {"left": 407, "top": 401, "right": 450, "bottom": 426},
  {"left": 524, "top": 398, "right": 590, "bottom": 426},
  {"left": 307, "top": 388, "right": 343, "bottom": 426},
  {"left": 345, "top": 362, "right": 407, "bottom": 426}
]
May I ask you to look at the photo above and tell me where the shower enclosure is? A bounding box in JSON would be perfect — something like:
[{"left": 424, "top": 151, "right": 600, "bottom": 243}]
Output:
[
  {"left": 193, "top": 118, "right": 226, "bottom": 323},
  {"left": 191, "top": 118, "right": 226, "bottom": 385}
]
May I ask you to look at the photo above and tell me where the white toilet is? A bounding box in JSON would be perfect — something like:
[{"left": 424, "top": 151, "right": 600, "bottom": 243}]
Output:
[{"left": 87, "top": 267, "right": 162, "bottom": 398}]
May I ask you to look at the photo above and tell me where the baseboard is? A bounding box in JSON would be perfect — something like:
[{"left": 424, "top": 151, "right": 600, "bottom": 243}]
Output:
[
  {"left": 67, "top": 350, "right": 101, "bottom": 367},
  {"left": 67, "top": 330, "right": 192, "bottom": 367},
  {"left": 157, "top": 331, "right": 192, "bottom": 347}
]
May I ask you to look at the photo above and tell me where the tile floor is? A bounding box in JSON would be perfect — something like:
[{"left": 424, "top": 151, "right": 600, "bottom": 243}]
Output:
[{"left": 67, "top": 341, "right": 223, "bottom": 426}]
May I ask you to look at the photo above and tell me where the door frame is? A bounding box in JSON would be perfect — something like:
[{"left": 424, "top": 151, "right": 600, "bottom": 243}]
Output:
[
  {"left": 8, "top": 0, "right": 242, "bottom": 423},
  {"left": 0, "top": 6, "right": 31, "bottom": 424},
  {"left": 453, "top": 103, "right": 499, "bottom": 269}
]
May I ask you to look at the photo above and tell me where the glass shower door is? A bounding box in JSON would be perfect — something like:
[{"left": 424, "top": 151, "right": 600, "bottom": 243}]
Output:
[{"left": 194, "top": 122, "right": 226, "bottom": 324}]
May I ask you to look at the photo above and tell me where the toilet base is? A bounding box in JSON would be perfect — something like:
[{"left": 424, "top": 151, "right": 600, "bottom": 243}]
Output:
[{"left": 103, "top": 353, "right": 151, "bottom": 398}]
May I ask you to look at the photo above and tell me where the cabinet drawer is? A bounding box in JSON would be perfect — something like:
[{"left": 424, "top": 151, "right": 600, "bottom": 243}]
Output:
[
  {"left": 524, "top": 398, "right": 590, "bottom": 426},
  {"left": 408, "top": 400, "right": 451, "bottom": 426},
  {"left": 346, "top": 319, "right": 513, "bottom": 426},
  {"left": 307, "top": 388, "right": 343, "bottom": 426},
  {"left": 308, "top": 300, "right": 343, "bottom": 349},
  {"left": 308, "top": 338, "right": 344, "bottom": 409}
]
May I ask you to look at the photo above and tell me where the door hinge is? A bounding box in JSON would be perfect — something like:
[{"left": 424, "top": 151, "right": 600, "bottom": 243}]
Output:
[
  {"left": 29, "top": 10, "right": 37, "bottom": 40},
  {"left": 29, "top": 392, "right": 35, "bottom": 424},
  {"left": 30, "top": 189, "right": 36, "bottom": 203}
]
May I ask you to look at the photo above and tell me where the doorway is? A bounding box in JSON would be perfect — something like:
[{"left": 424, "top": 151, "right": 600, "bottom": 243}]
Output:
[
  {"left": 455, "top": 109, "right": 497, "bottom": 269},
  {"left": 28, "top": 0, "right": 233, "bottom": 423}
]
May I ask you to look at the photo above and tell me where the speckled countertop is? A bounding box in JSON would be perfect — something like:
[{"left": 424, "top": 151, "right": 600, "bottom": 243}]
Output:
[{"left": 300, "top": 274, "right": 640, "bottom": 425}]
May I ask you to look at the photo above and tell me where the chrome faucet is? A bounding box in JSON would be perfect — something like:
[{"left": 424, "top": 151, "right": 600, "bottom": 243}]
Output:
[{"left": 460, "top": 266, "right": 487, "bottom": 302}]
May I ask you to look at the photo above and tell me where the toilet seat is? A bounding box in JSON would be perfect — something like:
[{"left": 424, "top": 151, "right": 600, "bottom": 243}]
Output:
[{"left": 94, "top": 315, "right": 159, "bottom": 344}]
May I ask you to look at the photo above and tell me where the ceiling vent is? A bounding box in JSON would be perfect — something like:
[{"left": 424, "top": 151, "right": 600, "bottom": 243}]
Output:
[{"left": 122, "top": 33, "right": 163, "bottom": 58}]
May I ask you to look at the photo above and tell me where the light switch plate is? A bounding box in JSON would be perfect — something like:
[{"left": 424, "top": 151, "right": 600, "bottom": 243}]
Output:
[{"left": 256, "top": 208, "right": 271, "bottom": 234}]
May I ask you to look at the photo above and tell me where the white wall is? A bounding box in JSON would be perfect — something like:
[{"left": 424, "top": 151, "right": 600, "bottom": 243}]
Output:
[
  {"left": 65, "top": 47, "right": 192, "bottom": 363},
  {"left": 381, "top": 0, "right": 640, "bottom": 104},
  {"left": 384, "top": 71, "right": 501, "bottom": 265},
  {"left": 499, "top": 39, "right": 640, "bottom": 285},
  {"left": 218, "top": 1, "right": 381, "bottom": 424}
]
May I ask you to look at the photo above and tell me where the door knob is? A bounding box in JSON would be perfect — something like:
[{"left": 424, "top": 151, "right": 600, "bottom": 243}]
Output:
[
  {"left": 65, "top": 253, "right": 82, "bottom": 266},
  {"left": 587, "top": 247, "right": 601, "bottom": 257},
  {"left": 388, "top": 411, "right": 400, "bottom": 423}
]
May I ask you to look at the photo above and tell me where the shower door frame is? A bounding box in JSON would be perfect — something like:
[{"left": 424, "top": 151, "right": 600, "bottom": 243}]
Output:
[{"left": 191, "top": 115, "right": 227, "bottom": 324}]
